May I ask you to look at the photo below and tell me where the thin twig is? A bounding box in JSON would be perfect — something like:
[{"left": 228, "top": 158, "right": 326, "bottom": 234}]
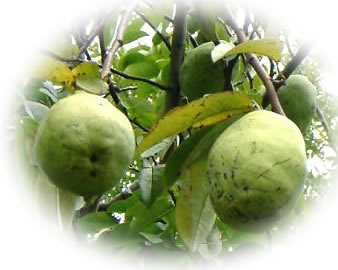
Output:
[
  {"left": 107, "top": 78, "right": 149, "bottom": 132},
  {"left": 119, "top": 86, "right": 139, "bottom": 92},
  {"left": 164, "top": 1, "right": 189, "bottom": 113},
  {"left": 316, "top": 106, "right": 335, "bottom": 151},
  {"left": 281, "top": 41, "right": 315, "bottom": 80},
  {"left": 136, "top": 10, "right": 172, "bottom": 51},
  {"left": 98, "top": 28, "right": 107, "bottom": 64},
  {"left": 216, "top": 17, "right": 232, "bottom": 38},
  {"left": 110, "top": 67, "right": 167, "bottom": 90},
  {"left": 41, "top": 50, "right": 84, "bottom": 63},
  {"left": 101, "top": 1, "right": 139, "bottom": 79},
  {"left": 222, "top": 6, "right": 285, "bottom": 116},
  {"left": 77, "top": 19, "right": 105, "bottom": 58},
  {"left": 97, "top": 181, "right": 140, "bottom": 211}
]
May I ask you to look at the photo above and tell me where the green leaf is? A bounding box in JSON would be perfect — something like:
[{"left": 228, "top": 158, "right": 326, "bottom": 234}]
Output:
[
  {"left": 134, "top": 92, "right": 254, "bottom": 157},
  {"left": 75, "top": 78, "right": 108, "bottom": 95},
  {"left": 72, "top": 62, "right": 108, "bottom": 94},
  {"left": 175, "top": 158, "right": 217, "bottom": 252},
  {"left": 107, "top": 191, "right": 140, "bottom": 214},
  {"left": 23, "top": 79, "right": 51, "bottom": 104},
  {"left": 117, "top": 51, "right": 147, "bottom": 71},
  {"left": 124, "top": 62, "right": 160, "bottom": 79},
  {"left": 139, "top": 165, "right": 165, "bottom": 207},
  {"left": 213, "top": 38, "right": 282, "bottom": 62},
  {"left": 120, "top": 96, "right": 159, "bottom": 129},
  {"left": 128, "top": 195, "right": 175, "bottom": 234},
  {"left": 197, "top": 226, "right": 222, "bottom": 258},
  {"left": 139, "top": 232, "right": 163, "bottom": 244},
  {"left": 77, "top": 212, "right": 119, "bottom": 235},
  {"left": 164, "top": 127, "right": 213, "bottom": 188},
  {"left": 23, "top": 100, "right": 50, "bottom": 122},
  {"left": 123, "top": 18, "right": 148, "bottom": 44},
  {"left": 184, "top": 114, "right": 244, "bottom": 166},
  {"left": 140, "top": 137, "right": 174, "bottom": 158},
  {"left": 211, "top": 41, "right": 235, "bottom": 62},
  {"left": 57, "top": 188, "right": 80, "bottom": 231}
]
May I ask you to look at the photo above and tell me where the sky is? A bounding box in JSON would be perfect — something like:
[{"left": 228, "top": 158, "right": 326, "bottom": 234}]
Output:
[{"left": 0, "top": 0, "right": 338, "bottom": 270}]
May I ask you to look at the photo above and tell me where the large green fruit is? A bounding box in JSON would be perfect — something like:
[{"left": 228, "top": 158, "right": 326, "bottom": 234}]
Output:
[
  {"left": 33, "top": 92, "right": 135, "bottom": 197},
  {"left": 207, "top": 110, "right": 306, "bottom": 232},
  {"left": 278, "top": 75, "right": 317, "bottom": 134},
  {"left": 179, "top": 42, "right": 225, "bottom": 101}
]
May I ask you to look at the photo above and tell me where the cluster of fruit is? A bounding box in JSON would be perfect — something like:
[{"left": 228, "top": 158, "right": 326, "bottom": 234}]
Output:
[{"left": 32, "top": 42, "right": 317, "bottom": 232}]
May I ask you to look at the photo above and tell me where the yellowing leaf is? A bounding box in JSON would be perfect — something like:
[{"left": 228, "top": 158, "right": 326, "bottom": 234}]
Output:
[
  {"left": 176, "top": 158, "right": 216, "bottom": 251},
  {"left": 214, "top": 38, "right": 282, "bottom": 62},
  {"left": 32, "top": 55, "right": 75, "bottom": 91},
  {"left": 72, "top": 62, "right": 101, "bottom": 79},
  {"left": 134, "top": 92, "right": 254, "bottom": 157},
  {"left": 72, "top": 62, "right": 108, "bottom": 94}
]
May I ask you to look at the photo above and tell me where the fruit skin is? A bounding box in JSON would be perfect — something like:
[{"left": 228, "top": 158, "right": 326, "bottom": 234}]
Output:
[
  {"left": 206, "top": 110, "right": 306, "bottom": 232},
  {"left": 33, "top": 92, "right": 135, "bottom": 197},
  {"left": 278, "top": 75, "right": 317, "bottom": 134},
  {"left": 179, "top": 42, "right": 225, "bottom": 101}
]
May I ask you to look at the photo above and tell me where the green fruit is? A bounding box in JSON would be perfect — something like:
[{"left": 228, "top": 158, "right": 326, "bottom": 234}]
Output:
[
  {"left": 207, "top": 110, "right": 306, "bottom": 232},
  {"left": 278, "top": 75, "right": 317, "bottom": 134},
  {"left": 179, "top": 42, "right": 225, "bottom": 101},
  {"left": 33, "top": 92, "right": 135, "bottom": 197}
]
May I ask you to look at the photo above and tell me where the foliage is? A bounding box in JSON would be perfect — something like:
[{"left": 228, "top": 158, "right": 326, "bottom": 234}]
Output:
[{"left": 12, "top": 0, "right": 337, "bottom": 264}]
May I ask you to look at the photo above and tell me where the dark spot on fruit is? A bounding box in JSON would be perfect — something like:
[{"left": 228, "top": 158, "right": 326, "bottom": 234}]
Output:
[
  {"left": 250, "top": 141, "right": 256, "bottom": 155},
  {"left": 90, "top": 170, "right": 98, "bottom": 177},
  {"left": 90, "top": 153, "right": 99, "bottom": 163},
  {"left": 276, "top": 187, "right": 281, "bottom": 191}
]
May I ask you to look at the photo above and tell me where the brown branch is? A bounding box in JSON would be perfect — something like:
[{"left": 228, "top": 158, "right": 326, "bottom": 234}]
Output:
[
  {"left": 101, "top": 2, "right": 139, "bottom": 79},
  {"left": 164, "top": 1, "right": 189, "bottom": 113},
  {"left": 77, "top": 19, "right": 105, "bottom": 58},
  {"left": 98, "top": 28, "right": 107, "bottom": 64},
  {"left": 41, "top": 50, "right": 84, "bottom": 63},
  {"left": 281, "top": 41, "right": 315, "bottom": 80},
  {"left": 97, "top": 181, "right": 140, "bottom": 211},
  {"left": 110, "top": 67, "right": 167, "bottom": 90},
  {"left": 135, "top": 11, "right": 172, "bottom": 51},
  {"left": 316, "top": 106, "right": 336, "bottom": 151},
  {"left": 222, "top": 6, "right": 285, "bottom": 116}
]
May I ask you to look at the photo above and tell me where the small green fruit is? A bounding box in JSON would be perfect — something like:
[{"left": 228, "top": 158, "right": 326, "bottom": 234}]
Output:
[
  {"left": 33, "top": 92, "right": 135, "bottom": 197},
  {"left": 207, "top": 110, "right": 306, "bottom": 232},
  {"left": 278, "top": 75, "right": 317, "bottom": 134},
  {"left": 179, "top": 42, "right": 225, "bottom": 101}
]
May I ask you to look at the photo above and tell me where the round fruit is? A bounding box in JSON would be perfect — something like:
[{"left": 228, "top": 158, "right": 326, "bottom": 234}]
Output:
[
  {"left": 179, "top": 42, "right": 225, "bottom": 101},
  {"left": 206, "top": 110, "right": 306, "bottom": 232},
  {"left": 278, "top": 75, "right": 317, "bottom": 134},
  {"left": 33, "top": 92, "right": 135, "bottom": 197}
]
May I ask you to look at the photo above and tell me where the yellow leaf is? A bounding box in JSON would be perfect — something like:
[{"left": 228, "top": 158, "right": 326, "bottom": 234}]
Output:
[
  {"left": 32, "top": 55, "right": 75, "bottom": 91},
  {"left": 72, "top": 62, "right": 101, "bottom": 79},
  {"left": 134, "top": 92, "right": 254, "bottom": 158},
  {"left": 224, "top": 38, "right": 282, "bottom": 61}
]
